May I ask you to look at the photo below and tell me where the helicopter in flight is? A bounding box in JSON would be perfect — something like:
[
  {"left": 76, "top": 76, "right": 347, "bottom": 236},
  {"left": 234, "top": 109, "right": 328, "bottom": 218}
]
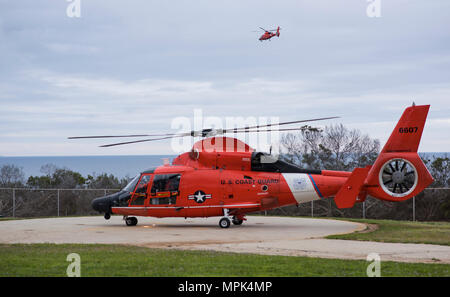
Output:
[
  {"left": 69, "top": 104, "right": 433, "bottom": 228},
  {"left": 256, "top": 26, "right": 281, "bottom": 41}
]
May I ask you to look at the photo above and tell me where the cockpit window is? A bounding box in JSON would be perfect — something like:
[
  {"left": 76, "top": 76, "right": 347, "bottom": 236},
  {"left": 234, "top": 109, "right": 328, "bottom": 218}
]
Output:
[
  {"left": 135, "top": 175, "right": 151, "bottom": 194},
  {"left": 129, "top": 175, "right": 152, "bottom": 206},
  {"left": 123, "top": 175, "right": 140, "bottom": 192}
]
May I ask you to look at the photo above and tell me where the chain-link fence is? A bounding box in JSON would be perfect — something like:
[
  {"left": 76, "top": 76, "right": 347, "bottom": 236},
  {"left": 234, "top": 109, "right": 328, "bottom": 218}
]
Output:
[
  {"left": 265, "top": 188, "right": 450, "bottom": 221},
  {"left": 0, "top": 188, "right": 119, "bottom": 218},
  {"left": 0, "top": 187, "right": 448, "bottom": 221}
]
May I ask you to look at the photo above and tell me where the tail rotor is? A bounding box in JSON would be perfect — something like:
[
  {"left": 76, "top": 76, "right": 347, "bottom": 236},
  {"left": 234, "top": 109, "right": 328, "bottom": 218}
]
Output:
[{"left": 379, "top": 158, "right": 418, "bottom": 197}]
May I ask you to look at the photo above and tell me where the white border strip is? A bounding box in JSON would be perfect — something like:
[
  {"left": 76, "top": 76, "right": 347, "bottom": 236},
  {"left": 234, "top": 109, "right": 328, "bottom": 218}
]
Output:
[{"left": 112, "top": 203, "right": 260, "bottom": 210}]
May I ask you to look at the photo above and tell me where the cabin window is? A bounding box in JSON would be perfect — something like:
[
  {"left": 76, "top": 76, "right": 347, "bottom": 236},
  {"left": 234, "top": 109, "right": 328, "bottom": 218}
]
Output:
[
  {"left": 251, "top": 152, "right": 322, "bottom": 174},
  {"left": 150, "top": 174, "right": 181, "bottom": 205}
]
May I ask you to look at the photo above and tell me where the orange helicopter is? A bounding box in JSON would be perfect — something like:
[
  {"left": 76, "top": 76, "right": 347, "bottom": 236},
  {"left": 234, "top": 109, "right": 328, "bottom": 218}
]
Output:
[
  {"left": 69, "top": 104, "right": 433, "bottom": 228},
  {"left": 256, "top": 26, "right": 281, "bottom": 41}
]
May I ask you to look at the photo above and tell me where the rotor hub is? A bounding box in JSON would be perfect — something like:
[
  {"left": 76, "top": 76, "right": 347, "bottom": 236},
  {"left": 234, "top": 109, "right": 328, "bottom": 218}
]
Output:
[{"left": 392, "top": 171, "right": 405, "bottom": 184}]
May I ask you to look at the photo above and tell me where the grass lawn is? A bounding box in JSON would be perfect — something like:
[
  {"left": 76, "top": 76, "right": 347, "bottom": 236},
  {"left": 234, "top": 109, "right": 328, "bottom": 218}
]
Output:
[
  {"left": 0, "top": 243, "right": 449, "bottom": 277},
  {"left": 325, "top": 219, "right": 450, "bottom": 246}
]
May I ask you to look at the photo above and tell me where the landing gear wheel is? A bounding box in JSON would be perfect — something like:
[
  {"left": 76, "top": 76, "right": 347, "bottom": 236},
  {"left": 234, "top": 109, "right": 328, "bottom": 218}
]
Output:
[
  {"left": 104, "top": 213, "right": 111, "bottom": 220},
  {"left": 125, "top": 217, "right": 138, "bottom": 226},
  {"left": 219, "top": 217, "right": 231, "bottom": 228},
  {"left": 232, "top": 217, "right": 243, "bottom": 225}
]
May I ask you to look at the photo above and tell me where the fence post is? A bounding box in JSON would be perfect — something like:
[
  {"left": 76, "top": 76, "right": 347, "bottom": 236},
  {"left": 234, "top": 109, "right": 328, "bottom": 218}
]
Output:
[
  {"left": 104, "top": 189, "right": 107, "bottom": 196},
  {"left": 12, "top": 188, "right": 15, "bottom": 218},
  {"left": 57, "top": 189, "right": 60, "bottom": 217},
  {"left": 362, "top": 201, "right": 366, "bottom": 219}
]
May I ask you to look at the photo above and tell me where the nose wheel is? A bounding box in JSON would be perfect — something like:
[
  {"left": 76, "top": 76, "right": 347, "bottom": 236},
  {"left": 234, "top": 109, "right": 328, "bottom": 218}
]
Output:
[{"left": 124, "top": 216, "right": 138, "bottom": 226}]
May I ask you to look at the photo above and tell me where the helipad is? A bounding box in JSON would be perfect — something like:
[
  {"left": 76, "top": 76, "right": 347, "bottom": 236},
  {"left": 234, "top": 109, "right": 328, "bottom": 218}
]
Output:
[{"left": 1, "top": 216, "right": 449, "bottom": 263}]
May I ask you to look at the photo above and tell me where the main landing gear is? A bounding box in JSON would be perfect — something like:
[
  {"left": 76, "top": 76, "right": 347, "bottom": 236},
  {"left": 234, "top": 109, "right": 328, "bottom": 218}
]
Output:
[
  {"left": 219, "top": 209, "right": 245, "bottom": 228},
  {"left": 124, "top": 216, "right": 138, "bottom": 226},
  {"left": 232, "top": 217, "right": 244, "bottom": 225},
  {"left": 219, "top": 217, "right": 231, "bottom": 228}
]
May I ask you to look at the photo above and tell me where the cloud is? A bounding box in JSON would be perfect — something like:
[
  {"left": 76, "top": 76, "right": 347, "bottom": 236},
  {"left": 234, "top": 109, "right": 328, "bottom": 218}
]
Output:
[
  {"left": 1, "top": 68, "right": 449, "bottom": 155},
  {"left": 0, "top": 1, "right": 449, "bottom": 155}
]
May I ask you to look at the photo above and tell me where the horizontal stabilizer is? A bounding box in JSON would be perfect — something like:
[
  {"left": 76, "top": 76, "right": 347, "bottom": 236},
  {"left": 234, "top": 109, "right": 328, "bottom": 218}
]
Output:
[{"left": 334, "top": 167, "right": 370, "bottom": 209}]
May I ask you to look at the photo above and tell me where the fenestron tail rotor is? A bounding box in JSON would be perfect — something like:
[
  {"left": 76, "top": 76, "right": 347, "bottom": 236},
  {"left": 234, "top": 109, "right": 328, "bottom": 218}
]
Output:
[
  {"left": 380, "top": 158, "right": 418, "bottom": 197},
  {"left": 68, "top": 116, "right": 339, "bottom": 147}
]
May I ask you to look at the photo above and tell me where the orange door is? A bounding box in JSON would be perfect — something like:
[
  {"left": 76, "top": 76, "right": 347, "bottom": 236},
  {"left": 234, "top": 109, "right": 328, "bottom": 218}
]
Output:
[{"left": 127, "top": 173, "right": 153, "bottom": 216}]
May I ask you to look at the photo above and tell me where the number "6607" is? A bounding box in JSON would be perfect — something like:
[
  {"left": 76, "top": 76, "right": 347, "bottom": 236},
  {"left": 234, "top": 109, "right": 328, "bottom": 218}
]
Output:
[{"left": 399, "top": 127, "right": 418, "bottom": 133}]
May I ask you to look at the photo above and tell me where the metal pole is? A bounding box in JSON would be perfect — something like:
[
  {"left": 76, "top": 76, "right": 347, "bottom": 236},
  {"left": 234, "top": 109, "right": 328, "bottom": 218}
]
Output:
[
  {"left": 57, "top": 189, "right": 60, "bottom": 217},
  {"left": 311, "top": 200, "right": 314, "bottom": 217},
  {"left": 413, "top": 196, "right": 415, "bottom": 222},
  {"left": 12, "top": 188, "right": 15, "bottom": 218},
  {"left": 363, "top": 201, "right": 366, "bottom": 219}
]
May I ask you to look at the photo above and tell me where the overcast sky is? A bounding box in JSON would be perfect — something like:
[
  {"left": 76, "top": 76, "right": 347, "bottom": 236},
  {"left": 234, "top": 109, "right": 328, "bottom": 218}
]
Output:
[{"left": 0, "top": 0, "right": 449, "bottom": 156}]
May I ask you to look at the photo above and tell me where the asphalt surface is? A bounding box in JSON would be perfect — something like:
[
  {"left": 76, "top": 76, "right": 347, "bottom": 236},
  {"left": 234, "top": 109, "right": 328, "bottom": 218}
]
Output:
[{"left": 1, "top": 216, "right": 449, "bottom": 263}]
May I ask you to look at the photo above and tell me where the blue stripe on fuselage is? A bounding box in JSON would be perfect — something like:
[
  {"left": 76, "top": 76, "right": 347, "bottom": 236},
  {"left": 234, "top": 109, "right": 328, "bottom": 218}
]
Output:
[{"left": 308, "top": 174, "right": 324, "bottom": 198}]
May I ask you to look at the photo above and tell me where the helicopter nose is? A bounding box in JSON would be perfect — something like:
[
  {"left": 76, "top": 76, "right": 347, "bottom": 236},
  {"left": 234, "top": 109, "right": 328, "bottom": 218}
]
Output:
[
  {"left": 92, "top": 191, "right": 130, "bottom": 215},
  {"left": 91, "top": 195, "right": 112, "bottom": 213}
]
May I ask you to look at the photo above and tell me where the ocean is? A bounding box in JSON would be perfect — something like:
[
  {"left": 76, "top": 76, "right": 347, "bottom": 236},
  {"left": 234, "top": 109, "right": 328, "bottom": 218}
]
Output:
[
  {"left": 0, "top": 155, "right": 176, "bottom": 179},
  {"left": 0, "top": 152, "right": 447, "bottom": 180}
]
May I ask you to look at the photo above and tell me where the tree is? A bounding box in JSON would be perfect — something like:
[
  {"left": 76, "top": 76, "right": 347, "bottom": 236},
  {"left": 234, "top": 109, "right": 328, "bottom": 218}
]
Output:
[
  {"left": 281, "top": 124, "right": 380, "bottom": 171},
  {"left": 421, "top": 154, "right": 450, "bottom": 220},
  {"left": 0, "top": 164, "right": 25, "bottom": 187},
  {"left": 86, "top": 173, "right": 128, "bottom": 189},
  {"left": 27, "top": 164, "right": 86, "bottom": 189},
  {"left": 428, "top": 155, "right": 449, "bottom": 187}
]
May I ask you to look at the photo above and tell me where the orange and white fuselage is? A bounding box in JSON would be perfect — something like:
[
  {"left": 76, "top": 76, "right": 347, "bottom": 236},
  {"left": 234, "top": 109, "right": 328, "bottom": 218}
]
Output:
[{"left": 110, "top": 170, "right": 345, "bottom": 219}]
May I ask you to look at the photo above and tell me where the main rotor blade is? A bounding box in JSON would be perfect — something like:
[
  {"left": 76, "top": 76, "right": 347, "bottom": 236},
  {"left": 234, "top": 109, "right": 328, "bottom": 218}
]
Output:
[
  {"left": 98, "top": 126, "right": 322, "bottom": 147},
  {"left": 68, "top": 133, "right": 176, "bottom": 139},
  {"left": 71, "top": 116, "right": 339, "bottom": 147},
  {"left": 99, "top": 135, "right": 186, "bottom": 147},
  {"left": 223, "top": 116, "right": 339, "bottom": 133}
]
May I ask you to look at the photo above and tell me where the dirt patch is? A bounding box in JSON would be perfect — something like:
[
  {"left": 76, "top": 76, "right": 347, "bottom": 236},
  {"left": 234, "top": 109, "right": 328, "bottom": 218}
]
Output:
[{"left": 356, "top": 223, "right": 379, "bottom": 234}]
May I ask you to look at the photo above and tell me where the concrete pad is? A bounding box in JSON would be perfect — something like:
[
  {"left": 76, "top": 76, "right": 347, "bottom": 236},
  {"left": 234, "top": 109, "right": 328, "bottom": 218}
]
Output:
[{"left": 0, "top": 216, "right": 449, "bottom": 263}]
